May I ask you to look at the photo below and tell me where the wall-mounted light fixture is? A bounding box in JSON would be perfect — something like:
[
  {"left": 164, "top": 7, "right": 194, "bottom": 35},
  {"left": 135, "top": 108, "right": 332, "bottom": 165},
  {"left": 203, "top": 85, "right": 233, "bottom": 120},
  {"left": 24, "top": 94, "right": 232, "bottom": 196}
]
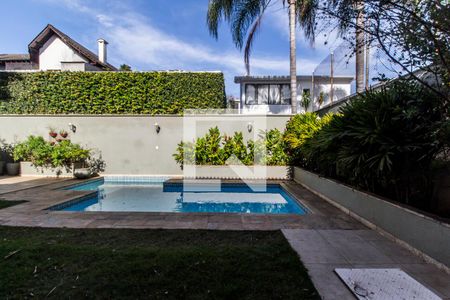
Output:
[
  {"left": 247, "top": 122, "right": 253, "bottom": 133},
  {"left": 68, "top": 123, "right": 77, "bottom": 133},
  {"left": 155, "top": 122, "right": 161, "bottom": 134}
]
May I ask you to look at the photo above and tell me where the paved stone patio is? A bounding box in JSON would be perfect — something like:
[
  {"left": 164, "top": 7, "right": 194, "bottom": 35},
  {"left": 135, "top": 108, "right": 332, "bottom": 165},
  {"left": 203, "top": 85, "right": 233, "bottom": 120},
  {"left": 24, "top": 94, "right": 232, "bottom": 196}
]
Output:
[
  {"left": 0, "top": 177, "right": 365, "bottom": 230},
  {"left": 0, "top": 176, "right": 449, "bottom": 299}
]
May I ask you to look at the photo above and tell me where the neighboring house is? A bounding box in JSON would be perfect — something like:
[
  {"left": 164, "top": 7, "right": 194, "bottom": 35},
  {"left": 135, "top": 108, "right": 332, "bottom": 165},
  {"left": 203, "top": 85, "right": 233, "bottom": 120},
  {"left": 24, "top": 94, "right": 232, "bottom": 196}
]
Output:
[
  {"left": 234, "top": 75, "right": 353, "bottom": 114},
  {"left": 0, "top": 24, "right": 116, "bottom": 71}
]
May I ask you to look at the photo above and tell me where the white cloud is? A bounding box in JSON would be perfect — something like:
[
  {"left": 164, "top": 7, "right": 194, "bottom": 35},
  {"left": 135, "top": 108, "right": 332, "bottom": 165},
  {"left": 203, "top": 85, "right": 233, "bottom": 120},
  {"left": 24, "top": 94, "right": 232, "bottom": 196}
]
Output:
[
  {"left": 53, "top": 0, "right": 290, "bottom": 76},
  {"left": 51, "top": 0, "right": 329, "bottom": 95},
  {"left": 107, "top": 15, "right": 290, "bottom": 75}
]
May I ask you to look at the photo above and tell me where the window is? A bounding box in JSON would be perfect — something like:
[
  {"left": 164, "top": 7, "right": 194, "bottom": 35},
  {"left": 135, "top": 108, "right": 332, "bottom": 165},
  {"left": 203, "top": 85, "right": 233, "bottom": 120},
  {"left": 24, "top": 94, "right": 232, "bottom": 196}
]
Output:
[
  {"left": 245, "top": 84, "right": 257, "bottom": 105},
  {"left": 281, "top": 85, "right": 291, "bottom": 105},
  {"left": 257, "top": 85, "right": 269, "bottom": 104},
  {"left": 269, "top": 85, "right": 281, "bottom": 104},
  {"left": 245, "top": 83, "right": 291, "bottom": 105}
]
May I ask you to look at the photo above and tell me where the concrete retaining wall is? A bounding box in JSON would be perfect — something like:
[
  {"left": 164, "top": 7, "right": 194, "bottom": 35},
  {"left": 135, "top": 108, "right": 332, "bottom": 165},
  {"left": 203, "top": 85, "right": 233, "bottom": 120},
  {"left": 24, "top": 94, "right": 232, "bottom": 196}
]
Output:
[
  {"left": 0, "top": 115, "right": 290, "bottom": 175},
  {"left": 293, "top": 167, "right": 450, "bottom": 269}
]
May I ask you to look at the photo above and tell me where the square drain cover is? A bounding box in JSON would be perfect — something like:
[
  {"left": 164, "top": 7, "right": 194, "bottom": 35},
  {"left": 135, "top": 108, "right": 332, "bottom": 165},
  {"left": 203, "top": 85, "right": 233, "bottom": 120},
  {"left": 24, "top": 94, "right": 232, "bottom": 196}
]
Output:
[{"left": 335, "top": 268, "right": 441, "bottom": 300}]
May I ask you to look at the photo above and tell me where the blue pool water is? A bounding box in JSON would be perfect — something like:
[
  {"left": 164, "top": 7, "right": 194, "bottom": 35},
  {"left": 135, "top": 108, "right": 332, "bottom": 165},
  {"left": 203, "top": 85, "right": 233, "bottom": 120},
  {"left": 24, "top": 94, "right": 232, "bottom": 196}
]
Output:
[{"left": 57, "top": 179, "right": 306, "bottom": 215}]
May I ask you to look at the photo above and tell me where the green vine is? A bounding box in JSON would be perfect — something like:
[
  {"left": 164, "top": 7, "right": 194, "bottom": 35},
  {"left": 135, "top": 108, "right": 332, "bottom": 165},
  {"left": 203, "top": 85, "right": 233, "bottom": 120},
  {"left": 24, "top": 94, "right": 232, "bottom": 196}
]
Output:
[{"left": 0, "top": 72, "right": 225, "bottom": 114}]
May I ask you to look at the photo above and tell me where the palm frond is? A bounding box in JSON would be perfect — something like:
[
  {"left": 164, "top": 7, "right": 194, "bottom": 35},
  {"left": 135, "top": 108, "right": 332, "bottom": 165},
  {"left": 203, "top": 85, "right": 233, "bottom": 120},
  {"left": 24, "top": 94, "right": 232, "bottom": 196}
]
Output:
[
  {"left": 231, "top": 0, "right": 270, "bottom": 49},
  {"left": 296, "top": 0, "right": 318, "bottom": 43},
  {"left": 207, "top": 0, "right": 236, "bottom": 39},
  {"left": 244, "top": 13, "right": 265, "bottom": 74}
]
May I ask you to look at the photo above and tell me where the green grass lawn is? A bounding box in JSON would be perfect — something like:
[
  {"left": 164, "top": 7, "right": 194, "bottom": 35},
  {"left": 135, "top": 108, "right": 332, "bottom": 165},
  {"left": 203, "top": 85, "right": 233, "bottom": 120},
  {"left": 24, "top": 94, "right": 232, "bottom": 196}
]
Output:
[
  {"left": 0, "top": 200, "right": 27, "bottom": 209},
  {"left": 0, "top": 227, "right": 319, "bottom": 299}
]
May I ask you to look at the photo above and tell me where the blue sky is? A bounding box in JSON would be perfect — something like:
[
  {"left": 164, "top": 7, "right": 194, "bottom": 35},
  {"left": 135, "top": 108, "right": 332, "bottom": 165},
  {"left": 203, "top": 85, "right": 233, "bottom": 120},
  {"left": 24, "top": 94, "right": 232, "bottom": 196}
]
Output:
[{"left": 0, "top": 0, "right": 350, "bottom": 96}]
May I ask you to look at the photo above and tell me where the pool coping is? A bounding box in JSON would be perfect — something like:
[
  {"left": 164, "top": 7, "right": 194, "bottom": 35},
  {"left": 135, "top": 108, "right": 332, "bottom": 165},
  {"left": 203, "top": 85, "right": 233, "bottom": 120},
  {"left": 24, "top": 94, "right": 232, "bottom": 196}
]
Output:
[
  {"left": 54, "top": 177, "right": 310, "bottom": 215},
  {"left": 0, "top": 176, "right": 365, "bottom": 231}
]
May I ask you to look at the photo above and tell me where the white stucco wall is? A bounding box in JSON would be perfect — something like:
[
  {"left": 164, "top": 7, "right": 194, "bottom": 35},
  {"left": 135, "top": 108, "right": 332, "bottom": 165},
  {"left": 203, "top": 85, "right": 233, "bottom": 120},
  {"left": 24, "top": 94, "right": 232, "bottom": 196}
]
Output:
[
  {"left": 39, "top": 35, "right": 87, "bottom": 71},
  {"left": 313, "top": 78, "right": 352, "bottom": 111},
  {"left": 0, "top": 115, "right": 290, "bottom": 175},
  {"left": 61, "top": 62, "right": 86, "bottom": 71}
]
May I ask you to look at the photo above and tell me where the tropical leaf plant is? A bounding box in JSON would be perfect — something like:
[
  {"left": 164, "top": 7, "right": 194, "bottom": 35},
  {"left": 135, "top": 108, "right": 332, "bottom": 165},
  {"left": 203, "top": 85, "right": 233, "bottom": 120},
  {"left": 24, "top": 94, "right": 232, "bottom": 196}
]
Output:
[
  {"left": 173, "top": 127, "right": 287, "bottom": 168},
  {"left": 301, "top": 90, "right": 312, "bottom": 112},
  {"left": 300, "top": 80, "right": 447, "bottom": 205}
]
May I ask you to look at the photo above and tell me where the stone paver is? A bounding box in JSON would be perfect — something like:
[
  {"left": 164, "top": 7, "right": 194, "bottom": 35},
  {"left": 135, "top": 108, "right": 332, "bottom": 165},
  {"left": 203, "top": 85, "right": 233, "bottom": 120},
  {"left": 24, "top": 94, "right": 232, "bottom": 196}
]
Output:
[
  {"left": 283, "top": 228, "right": 450, "bottom": 299},
  {"left": 0, "top": 176, "right": 67, "bottom": 194}
]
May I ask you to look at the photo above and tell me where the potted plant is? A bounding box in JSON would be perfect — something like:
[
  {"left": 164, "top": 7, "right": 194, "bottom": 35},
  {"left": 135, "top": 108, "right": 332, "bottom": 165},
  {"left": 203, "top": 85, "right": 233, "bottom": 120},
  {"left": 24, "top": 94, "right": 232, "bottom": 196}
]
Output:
[
  {"left": 59, "top": 130, "right": 69, "bottom": 138},
  {"left": 74, "top": 153, "right": 106, "bottom": 179},
  {"left": 3, "top": 143, "right": 20, "bottom": 176},
  {"left": 49, "top": 128, "right": 58, "bottom": 138}
]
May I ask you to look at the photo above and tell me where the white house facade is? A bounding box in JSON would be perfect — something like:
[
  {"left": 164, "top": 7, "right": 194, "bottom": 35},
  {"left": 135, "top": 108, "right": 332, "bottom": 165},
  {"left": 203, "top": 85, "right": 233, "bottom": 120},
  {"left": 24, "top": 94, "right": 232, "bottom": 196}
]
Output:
[
  {"left": 235, "top": 75, "right": 354, "bottom": 114},
  {"left": 0, "top": 24, "right": 116, "bottom": 72}
]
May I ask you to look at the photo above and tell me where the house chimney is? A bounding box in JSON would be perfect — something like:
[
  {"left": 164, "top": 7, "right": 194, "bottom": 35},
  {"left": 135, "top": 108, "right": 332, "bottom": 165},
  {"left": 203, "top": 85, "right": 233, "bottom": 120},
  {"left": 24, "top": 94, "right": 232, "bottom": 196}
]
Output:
[{"left": 97, "top": 38, "right": 108, "bottom": 63}]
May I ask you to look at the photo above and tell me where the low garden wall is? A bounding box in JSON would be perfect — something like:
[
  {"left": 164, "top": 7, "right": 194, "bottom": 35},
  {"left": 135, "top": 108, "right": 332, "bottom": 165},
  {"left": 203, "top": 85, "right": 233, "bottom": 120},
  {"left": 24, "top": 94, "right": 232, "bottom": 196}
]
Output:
[
  {"left": 293, "top": 166, "right": 450, "bottom": 270},
  {"left": 19, "top": 162, "right": 73, "bottom": 177},
  {"left": 0, "top": 115, "right": 290, "bottom": 176}
]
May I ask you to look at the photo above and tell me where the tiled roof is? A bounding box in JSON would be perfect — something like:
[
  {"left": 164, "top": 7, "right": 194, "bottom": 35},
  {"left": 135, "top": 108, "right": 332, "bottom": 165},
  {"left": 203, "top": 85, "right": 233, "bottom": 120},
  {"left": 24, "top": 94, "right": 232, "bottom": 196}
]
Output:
[{"left": 0, "top": 54, "right": 30, "bottom": 61}]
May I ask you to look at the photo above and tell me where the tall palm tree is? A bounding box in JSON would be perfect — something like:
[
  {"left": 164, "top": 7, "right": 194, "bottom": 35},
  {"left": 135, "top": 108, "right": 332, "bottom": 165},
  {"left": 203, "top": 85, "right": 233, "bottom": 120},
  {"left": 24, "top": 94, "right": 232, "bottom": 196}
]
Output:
[
  {"left": 355, "top": 0, "right": 365, "bottom": 93},
  {"left": 328, "top": 0, "right": 366, "bottom": 92},
  {"left": 207, "top": 0, "right": 316, "bottom": 114}
]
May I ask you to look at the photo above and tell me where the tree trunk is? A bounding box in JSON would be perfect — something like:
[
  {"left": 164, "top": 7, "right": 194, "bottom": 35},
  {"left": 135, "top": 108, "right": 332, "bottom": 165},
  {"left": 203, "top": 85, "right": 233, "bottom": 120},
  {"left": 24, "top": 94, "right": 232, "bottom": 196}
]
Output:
[
  {"left": 355, "top": 0, "right": 365, "bottom": 93},
  {"left": 289, "top": 0, "right": 298, "bottom": 114}
]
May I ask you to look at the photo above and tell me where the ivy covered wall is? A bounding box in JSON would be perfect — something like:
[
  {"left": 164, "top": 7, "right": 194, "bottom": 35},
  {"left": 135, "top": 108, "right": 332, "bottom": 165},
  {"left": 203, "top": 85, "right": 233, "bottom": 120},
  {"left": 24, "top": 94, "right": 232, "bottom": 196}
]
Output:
[{"left": 0, "top": 71, "right": 226, "bottom": 114}]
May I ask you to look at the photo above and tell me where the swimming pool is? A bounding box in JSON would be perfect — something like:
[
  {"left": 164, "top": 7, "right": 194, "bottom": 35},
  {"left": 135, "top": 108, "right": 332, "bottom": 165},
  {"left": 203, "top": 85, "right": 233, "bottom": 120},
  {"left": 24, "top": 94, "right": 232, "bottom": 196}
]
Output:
[{"left": 54, "top": 178, "right": 306, "bottom": 215}]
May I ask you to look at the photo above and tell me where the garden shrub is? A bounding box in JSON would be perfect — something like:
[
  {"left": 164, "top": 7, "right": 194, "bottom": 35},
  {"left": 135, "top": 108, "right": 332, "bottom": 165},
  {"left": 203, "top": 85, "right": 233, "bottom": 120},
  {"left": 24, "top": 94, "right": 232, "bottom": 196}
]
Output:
[
  {"left": 261, "top": 128, "right": 287, "bottom": 166},
  {"left": 0, "top": 71, "right": 226, "bottom": 114},
  {"left": 173, "top": 127, "right": 287, "bottom": 168},
  {"left": 297, "top": 81, "right": 448, "bottom": 207},
  {"left": 283, "top": 112, "right": 335, "bottom": 165},
  {"left": 13, "top": 136, "right": 90, "bottom": 171}
]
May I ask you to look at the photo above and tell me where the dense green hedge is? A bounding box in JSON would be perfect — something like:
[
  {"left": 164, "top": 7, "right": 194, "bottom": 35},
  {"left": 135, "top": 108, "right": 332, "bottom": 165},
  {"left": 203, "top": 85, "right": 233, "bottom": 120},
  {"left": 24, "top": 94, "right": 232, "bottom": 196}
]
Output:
[{"left": 0, "top": 71, "right": 226, "bottom": 114}]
